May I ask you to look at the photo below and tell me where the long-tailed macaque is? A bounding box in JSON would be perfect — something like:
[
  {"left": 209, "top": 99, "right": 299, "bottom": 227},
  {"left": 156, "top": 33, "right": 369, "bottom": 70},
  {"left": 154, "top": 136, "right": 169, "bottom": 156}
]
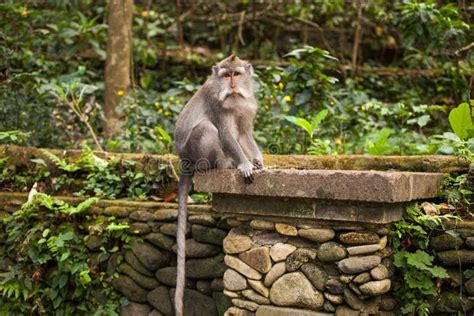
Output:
[{"left": 174, "top": 55, "right": 263, "bottom": 315}]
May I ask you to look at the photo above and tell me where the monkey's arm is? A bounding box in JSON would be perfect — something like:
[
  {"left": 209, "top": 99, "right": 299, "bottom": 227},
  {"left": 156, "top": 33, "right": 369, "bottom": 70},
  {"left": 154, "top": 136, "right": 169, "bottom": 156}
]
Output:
[
  {"left": 217, "top": 116, "right": 254, "bottom": 181},
  {"left": 239, "top": 132, "right": 264, "bottom": 169}
]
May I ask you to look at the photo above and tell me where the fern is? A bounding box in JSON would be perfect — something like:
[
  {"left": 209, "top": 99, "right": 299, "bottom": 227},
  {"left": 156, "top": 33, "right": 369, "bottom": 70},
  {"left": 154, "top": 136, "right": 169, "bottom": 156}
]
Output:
[{"left": 40, "top": 149, "right": 79, "bottom": 172}]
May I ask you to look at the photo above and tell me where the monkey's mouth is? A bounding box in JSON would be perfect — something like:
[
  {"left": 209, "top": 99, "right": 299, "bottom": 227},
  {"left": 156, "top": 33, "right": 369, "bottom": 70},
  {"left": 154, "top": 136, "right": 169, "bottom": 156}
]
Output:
[{"left": 226, "top": 91, "right": 244, "bottom": 98}]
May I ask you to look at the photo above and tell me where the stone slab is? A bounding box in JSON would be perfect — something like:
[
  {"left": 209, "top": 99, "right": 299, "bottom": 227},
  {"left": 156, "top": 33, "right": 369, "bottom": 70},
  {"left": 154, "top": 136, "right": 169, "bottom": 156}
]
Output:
[
  {"left": 212, "top": 194, "right": 403, "bottom": 224},
  {"left": 256, "top": 305, "right": 332, "bottom": 316},
  {"left": 194, "top": 169, "right": 443, "bottom": 202}
]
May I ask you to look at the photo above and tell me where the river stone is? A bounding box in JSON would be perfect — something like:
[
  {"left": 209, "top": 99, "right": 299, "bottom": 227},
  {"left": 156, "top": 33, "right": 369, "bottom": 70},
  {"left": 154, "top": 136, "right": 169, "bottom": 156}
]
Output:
[
  {"left": 359, "top": 279, "right": 391, "bottom": 296},
  {"left": 239, "top": 247, "right": 272, "bottom": 273},
  {"left": 348, "top": 283, "right": 362, "bottom": 296},
  {"left": 147, "top": 286, "right": 173, "bottom": 315},
  {"left": 130, "top": 239, "right": 170, "bottom": 271},
  {"left": 119, "top": 263, "right": 159, "bottom": 290},
  {"left": 370, "top": 265, "right": 389, "bottom": 280},
  {"left": 343, "top": 288, "right": 365, "bottom": 310},
  {"left": 300, "top": 263, "right": 327, "bottom": 291},
  {"left": 144, "top": 232, "right": 175, "bottom": 251},
  {"left": 211, "top": 278, "right": 225, "bottom": 291},
  {"left": 160, "top": 223, "right": 190, "bottom": 237},
  {"left": 227, "top": 218, "right": 246, "bottom": 227},
  {"left": 298, "top": 228, "right": 335, "bottom": 243},
  {"left": 148, "top": 310, "right": 163, "bottom": 316},
  {"left": 192, "top": 225, "right": 227, "bottom": 246},
  {"left": 465, "top": 277, "right": 474, "bottom": 295},
  {"left": 353, "top": 272, "right": 371, "bottom": 284},
  {"left": 275, "top": 223, "right": 298, "bottom": 236},
  {"left": 248, "top": 280, "right": 269, "bottom": 297},
  {"left": 288, "top": 237, "right": 316, "bottom": 248},
  {"left": 188, "top": 214, "right": 217, "bottom": 226},
  {"left": 129, "top": 222, "right": 152, "bottom": 235},
  {"left": 339, "top": 275, "right": 354, "bottom": 284},
  {"left": 325, "top": 278, "right": 345, "bottom": 294},
  {"left": 171, "top": 239, "right": 221, "bottom": 258},
  {"left": 264, "top": 262, "right": 286, "bottom": 287},
  {"left": 121, "top": 302, "right": 150, "bottom": 316},
  {"left": 250, "top": 220, "right": 275, "bottom": 231},
  {"left": 226, "top": 306, "right": 254, "bottom": 316},
  {"left": 124, "top": 251, "right": 154, "bottom": 277},
  {"left": 224, "top": 234, "right": 252, "bottom": 254},
  {"left": 430, "top": 233, "right": 464, "bottom": 251},
  {"left": 156, "top": 267, "right": 193, "bottom": 288},
  {"left": 323, "top": 301, "right": 335, "bottom": 313},
  {"left": 256, "top": 305, "right": 333, "bottom": 316},
  {"left": 437, "top": 250, "right": 474, "bottom": 265},
  {"left": 112, "top": 275, "right": 148, "bottom": 303},
  {"left": 466, "top": 237, "right": 474, "bottom": 248},
  {"left": 335, "top": 305, "right": 359, "bottom": 316},
  {"left": 269, "top": 272, "right": 324, "bottom": 309},
  {"left": 242, "top": 289, "right": 271, "bottom": 305},
  {"left": 223, "top": 269, "right": 247, "bottom": 291},
  {"left": 130, "top": 210, "right": 155, "bottom": 222},
  {"left": 154, "top": 209, "right": 177, "bottom": 221},
  {"left": 171, "top": 288, "right": 218, "bottom": 316},
  {"left": 186, "top": 254, "right": 226, "bottom": 279},
  {"left": 270, "top": 243, "right": 297, "bottom": 262},
  {"left": 318, "top": 242, "right": 347, "bottom": 262},
  {"left": 346, "top": 244, "right": 380, "bottom": 256},
  {"left": 85, "top": 235, "right": 102, "bottom": 251},
  {"left": 324, "top": 292, "right": 343, "bottom": 305},
  {"left": 224, "top": 289, "right": 241, "bottom": 298},
  {"left": 337, "top": 255, "right": 381, "bottom": 274},
  {"left": 196, "top": 280, "right": 212, "bottom": 294},
  {"left": 232, "top": 299, "right": 259, "bottom": 312},
  {"left": 339, "top": 232, "right": 380, "bottom": 245},
  {"left": 254, "top": 231, "right": 288, "bottom": 245},
  {"left": 286, "top": 248, "right": 317, "bottom": 272},
  {"left": 379, "top": 295, "right": 397, "bottom": 311},
  {"left": 225, "top": 255, "right": 262, "bottom": 280},
  {"left": 213, "top": 291, "right": 233, "bottom": 316},
  {"left": 381, "top": 258, "right": 395, "bottom": 277},
  {"left": 378, "top": 236, "right": 388, "bottom": 249}
]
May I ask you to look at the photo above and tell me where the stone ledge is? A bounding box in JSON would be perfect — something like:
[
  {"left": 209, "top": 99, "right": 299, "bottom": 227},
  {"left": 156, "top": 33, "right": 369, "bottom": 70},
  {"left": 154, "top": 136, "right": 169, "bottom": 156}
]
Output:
[
  {"left": 1, "top": 145, "right": 469, "bottom": 173},
  {"left": 194, "top": 169, "right": 443, "bottom": 203}
]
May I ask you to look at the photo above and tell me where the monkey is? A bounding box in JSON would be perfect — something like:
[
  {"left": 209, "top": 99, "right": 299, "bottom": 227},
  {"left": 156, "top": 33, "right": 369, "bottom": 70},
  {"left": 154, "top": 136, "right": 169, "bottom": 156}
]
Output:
[{"left": 174, "top": 55, "right": 263, "bottom": 316}]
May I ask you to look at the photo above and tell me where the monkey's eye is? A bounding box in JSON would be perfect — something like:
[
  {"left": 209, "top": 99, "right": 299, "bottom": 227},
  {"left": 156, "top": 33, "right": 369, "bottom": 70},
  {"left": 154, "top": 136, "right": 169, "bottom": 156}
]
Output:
[
  {"left": 224, "top": 73, "right": 231, "bottom": 78},
  {"left": 233, "top": 72, "right": 240, "bottom": 77}
]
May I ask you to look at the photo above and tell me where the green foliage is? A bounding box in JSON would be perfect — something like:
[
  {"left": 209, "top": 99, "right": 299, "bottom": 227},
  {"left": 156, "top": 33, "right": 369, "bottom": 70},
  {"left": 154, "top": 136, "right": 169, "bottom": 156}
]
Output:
[
  {"left": 0, "top": 130, "right": 29, "bottom": 145},
  {"left": 39, "top": 145, "right": 169, "bottom": 200},
  {"left": 448, "top": 102, "right": 474, "bottom": 141},
  {"left": 0, "top": 193, "right": 127, "bottom": 314},
  {"left": 391, "top": 204, "right": 457, "bottom": 315}
]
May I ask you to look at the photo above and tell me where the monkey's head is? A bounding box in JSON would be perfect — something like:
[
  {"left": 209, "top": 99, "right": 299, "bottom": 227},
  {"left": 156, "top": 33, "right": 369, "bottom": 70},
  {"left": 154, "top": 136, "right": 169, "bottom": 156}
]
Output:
[{"left": 211, "top": 55, "right": 254, "bottom": 102}]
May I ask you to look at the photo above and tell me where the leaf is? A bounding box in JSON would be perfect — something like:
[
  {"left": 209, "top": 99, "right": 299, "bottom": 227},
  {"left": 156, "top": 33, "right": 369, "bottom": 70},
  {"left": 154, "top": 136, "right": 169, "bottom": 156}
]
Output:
[
  {"left": 311, "top": 109, "right": 329, "bottom": 130},
  {"left": 295, "top": 90, "right": 312, "bottom": 106},
  {"left": 284, "top": 116, "right": 313, "bottom": 137},
  {"left": 448, "top": 102, "right": 473, "bottom": 140}
]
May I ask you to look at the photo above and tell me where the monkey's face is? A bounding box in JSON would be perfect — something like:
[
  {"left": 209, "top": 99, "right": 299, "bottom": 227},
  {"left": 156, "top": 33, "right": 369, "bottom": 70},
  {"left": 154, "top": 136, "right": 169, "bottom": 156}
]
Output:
[
  {"left": 216, "top": 66, "right": 253, "bottom": 102},
  {"left": 212, "top": 55, "right": 254, "bottom": 102}
]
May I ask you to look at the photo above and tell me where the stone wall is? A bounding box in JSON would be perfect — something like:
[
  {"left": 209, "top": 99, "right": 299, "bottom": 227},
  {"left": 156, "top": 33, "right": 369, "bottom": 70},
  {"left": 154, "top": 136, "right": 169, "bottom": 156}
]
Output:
[
  {"left": 0, "top": 193, "right": 233, "bottom": 316},
  {"left": 221, "top": 217, "right": 395, "bottom": 316},
  {"left": 429, "top": 220, "right": 474, "bottom": 313}
]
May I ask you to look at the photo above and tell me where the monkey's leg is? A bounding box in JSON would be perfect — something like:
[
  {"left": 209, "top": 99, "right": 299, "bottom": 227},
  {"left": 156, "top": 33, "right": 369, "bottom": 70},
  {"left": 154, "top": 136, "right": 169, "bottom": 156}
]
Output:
[{"left": 186, "top": 120, "right": 233, "bottom": 170}]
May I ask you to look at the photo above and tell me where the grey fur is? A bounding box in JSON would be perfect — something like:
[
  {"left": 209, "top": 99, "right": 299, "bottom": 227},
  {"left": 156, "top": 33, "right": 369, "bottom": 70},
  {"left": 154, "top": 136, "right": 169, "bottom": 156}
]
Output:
[{"left": 173, "top": 56, "right": 263, "bottom": 316}]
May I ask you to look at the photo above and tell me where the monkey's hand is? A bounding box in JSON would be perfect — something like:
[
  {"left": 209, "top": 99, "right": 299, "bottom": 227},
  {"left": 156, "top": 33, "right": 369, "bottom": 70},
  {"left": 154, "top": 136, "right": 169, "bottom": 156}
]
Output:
[
  {"left": 252, "top": 158, "right": 264, "bottom": 170},
  {"left": 237, "top": 160, "right": 254, "bottom": 183}
]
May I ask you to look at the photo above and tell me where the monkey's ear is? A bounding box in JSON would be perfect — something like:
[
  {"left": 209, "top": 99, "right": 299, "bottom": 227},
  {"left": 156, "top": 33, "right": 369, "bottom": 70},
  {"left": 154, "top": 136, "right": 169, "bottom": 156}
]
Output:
[
  {"left": 212, "top": 65, "right": 220, "bottom": 76},
  {"left": 245, "top": 63, "right": 254, "bottom": 76}
]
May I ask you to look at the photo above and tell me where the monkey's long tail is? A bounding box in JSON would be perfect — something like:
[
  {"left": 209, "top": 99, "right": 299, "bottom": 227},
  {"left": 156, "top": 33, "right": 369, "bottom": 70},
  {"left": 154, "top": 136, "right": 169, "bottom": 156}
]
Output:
[{"left": 175, "top": 172, "right": 192, "bottom": 316}]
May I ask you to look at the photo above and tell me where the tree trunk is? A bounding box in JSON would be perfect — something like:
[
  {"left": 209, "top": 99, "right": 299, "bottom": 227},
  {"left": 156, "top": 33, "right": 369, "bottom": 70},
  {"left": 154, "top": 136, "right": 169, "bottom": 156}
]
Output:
[{"left": 104, "top": 0, "right": 134, "bottom": 138}]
